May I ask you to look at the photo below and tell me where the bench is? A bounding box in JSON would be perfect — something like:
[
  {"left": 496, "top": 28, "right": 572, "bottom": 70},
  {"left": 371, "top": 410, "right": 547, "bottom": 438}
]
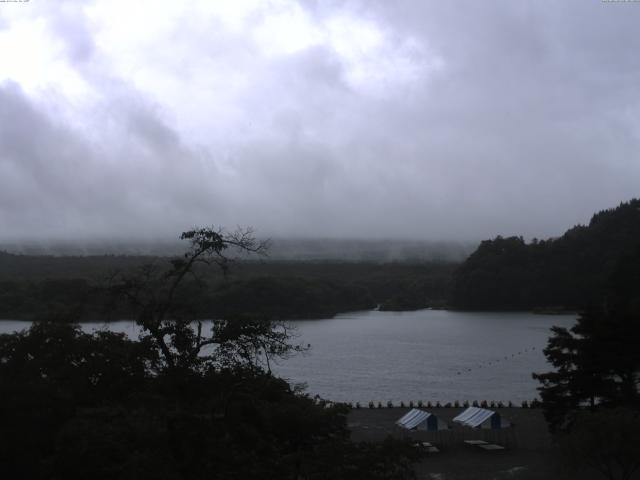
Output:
[
  {"left": 413, "top": 441, "right": 440, "bottom": 453},
  {"left": 464, "top": 440, "right": 505, "bottom": 451}
]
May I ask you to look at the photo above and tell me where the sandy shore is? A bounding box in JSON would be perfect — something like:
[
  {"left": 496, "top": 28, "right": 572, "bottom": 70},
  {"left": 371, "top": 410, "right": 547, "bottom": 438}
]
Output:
[{"left": 348, "top": 407, "right": 609, "bottom": 480}]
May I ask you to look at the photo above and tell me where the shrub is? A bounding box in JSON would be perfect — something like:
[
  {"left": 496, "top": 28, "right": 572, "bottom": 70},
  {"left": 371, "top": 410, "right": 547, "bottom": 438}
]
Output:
[{"left": 558, "top": 408, "right": 640, "bottom": 480}]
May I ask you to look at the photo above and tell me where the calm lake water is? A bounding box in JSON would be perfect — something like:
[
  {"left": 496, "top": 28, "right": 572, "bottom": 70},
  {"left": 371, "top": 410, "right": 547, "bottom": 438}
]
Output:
[{"left": 0, "top": 309, "right": 574, "bottom": 404}]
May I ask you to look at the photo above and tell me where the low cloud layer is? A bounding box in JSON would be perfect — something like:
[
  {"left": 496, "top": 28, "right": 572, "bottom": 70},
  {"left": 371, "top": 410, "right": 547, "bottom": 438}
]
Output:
[{"left": 0, "top": 0, "right": 639, "bottom": 242}]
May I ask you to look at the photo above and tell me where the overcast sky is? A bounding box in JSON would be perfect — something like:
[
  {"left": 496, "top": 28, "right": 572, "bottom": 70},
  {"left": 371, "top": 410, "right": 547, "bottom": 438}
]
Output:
[{"left": 0, "top": 0, "right": 639, "bottom": 242}]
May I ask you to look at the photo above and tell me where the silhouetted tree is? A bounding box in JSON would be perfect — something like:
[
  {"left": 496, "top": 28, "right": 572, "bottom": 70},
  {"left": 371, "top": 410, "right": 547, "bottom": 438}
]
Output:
[
  {"left": 533, "top": 248, "right": 640, "bottom": 431},
  {"left": 107, "top": 227, "right": 305, "bottom": 372},
  {"left": 533, "top": 306, "right": 639, "bottom": 430}
]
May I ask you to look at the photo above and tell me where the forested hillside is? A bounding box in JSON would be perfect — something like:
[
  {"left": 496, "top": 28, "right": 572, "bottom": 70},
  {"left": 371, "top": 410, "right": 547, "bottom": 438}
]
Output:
[
  {"left": 4, "top": 199, "right": 638, "bottom": 318},
  {"left": 452, "top": 199, "right": 640, "bottom": 310},
  {"left": 0, "top": 253, "right": 454, "bottom": 320}
]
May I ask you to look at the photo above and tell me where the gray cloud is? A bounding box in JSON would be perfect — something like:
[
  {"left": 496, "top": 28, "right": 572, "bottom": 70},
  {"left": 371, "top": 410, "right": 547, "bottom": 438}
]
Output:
[
  {"left": 0, "top": 0, "right": 639, "bottom": 243},
  {"left": 0, "top": 82, "right": 223, "bottom": 241},
  {"left": 44, "top": 2, "right": 96, "bottom": 64}
]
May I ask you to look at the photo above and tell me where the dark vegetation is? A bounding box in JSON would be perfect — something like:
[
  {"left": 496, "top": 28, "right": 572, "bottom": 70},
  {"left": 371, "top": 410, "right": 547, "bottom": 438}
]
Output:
[
  {"left": 0, "top": 321, "right": 420, "bottom": 480},
  {"left": 0, "top": 251, "right": 455, "bottom": 321},
  {"left": 452, "top": 199, "right": 640, "bottom": 311},
  {"left": 533, "top": 244, "right": 640, "bottom": 479},
  {"left": 534, "top": 245, "right": 640, "bottom": 428},
  {"left": 1, "top": 198, "right": 639, "bottom": 479},
  {"left": 0, "top": 227, "right": 419, "bottom": 479},
  {"left": 2, "top": 199, "right": 639, "bottom": 321}
]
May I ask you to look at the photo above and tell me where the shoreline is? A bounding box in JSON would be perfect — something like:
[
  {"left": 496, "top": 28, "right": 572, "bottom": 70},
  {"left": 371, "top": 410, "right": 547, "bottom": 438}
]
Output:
[{"left": 0, "top": 306, "right": 579, "bottom": 323}]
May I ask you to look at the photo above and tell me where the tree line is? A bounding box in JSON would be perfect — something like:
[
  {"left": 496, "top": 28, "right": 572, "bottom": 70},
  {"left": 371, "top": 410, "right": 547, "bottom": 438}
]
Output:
[
  {"left": 0, "top": 252, "right": 454, "bottom": 321},
  {"left": 2, "top": 199, "right": 639, "bottom": 319},
  {"left": 452, "top": 199, "right": 640, "bottom": 311}
]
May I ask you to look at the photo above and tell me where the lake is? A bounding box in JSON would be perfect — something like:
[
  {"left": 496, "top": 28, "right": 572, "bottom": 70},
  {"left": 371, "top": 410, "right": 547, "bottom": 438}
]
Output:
[
  {"left": 0, "top": 309, "right": 574, "bottom": 404},
  {"left": 275, "top": 309, "right": 575, "bottom": 404}
]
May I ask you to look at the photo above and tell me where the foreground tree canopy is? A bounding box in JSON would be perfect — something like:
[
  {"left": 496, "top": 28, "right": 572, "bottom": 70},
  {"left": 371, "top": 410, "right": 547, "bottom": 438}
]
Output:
[
  {"left": 534, "top": 247, "right": 640, "bottom": 479},
  {"left": 559, "top": 408, "right": 640, "bottom": 480},
  {"left": 533, "top": 246, "right": 640, "bottom": 432},
  {"left": 0, "top": 227, "right": 419, "bottom": 480}
]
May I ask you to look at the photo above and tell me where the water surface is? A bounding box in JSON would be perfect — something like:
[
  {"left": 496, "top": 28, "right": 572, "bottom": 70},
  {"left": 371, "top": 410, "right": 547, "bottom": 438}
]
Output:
[
  {"left": 274, "top": 309, "right": 574, "bottom": 403},
  {"left": 1, "top": 310, "right": 574, "bottom": 403}
]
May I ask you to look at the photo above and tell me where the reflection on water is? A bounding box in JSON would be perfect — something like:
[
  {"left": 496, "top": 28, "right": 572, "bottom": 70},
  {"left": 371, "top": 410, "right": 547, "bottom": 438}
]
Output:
[{"left": 0, "top": 310, "right": 574, "bottom": 403}]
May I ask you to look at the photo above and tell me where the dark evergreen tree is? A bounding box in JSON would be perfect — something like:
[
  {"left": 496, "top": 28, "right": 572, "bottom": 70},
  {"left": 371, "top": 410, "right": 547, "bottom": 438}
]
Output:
[{"left": 533, "top": 247, "right": 640, "bottom": 431}]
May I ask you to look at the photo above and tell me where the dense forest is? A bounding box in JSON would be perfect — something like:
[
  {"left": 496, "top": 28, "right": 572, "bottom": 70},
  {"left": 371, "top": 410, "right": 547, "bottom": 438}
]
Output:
[
  {"left": 1, "top": 198, "right": 639, "bottom": 320},
  {"left": 0, "top": 252, "right": 455, "bottom": 321},
  {"left": 452, "top": 199, "right": 640, "bottom": 311}
]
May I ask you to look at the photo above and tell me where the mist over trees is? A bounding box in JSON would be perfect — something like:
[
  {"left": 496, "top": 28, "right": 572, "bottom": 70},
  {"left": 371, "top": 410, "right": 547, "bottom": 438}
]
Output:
[
  {"left": 0, "top": 238, "right": 472, "bottom": 263},
  {"left": 1, "top": 199, "right": 639, "bottom": 320}
]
